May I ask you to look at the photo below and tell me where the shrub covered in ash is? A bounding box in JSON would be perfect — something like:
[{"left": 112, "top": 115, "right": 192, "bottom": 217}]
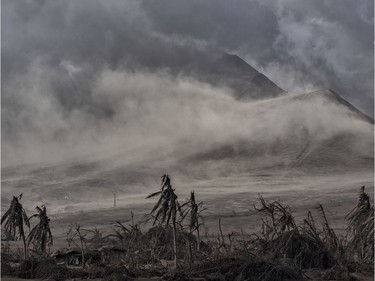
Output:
[
  {"left": 1, "top": 259, "right": 13, "bottom": 276},
  {"left": 16, "top": 259, "right": 39, "bottom": 279},
  {"left": 87, "top": 262, "right": 134, "bottom": 280},
  {"left": 346, "top": 186, "right": 374, "bottom": 264},
  {"left": 16, "top": 258, "right": 88, "bottom": 281},
  {"left": 261, "top": 230, "right": 334, "bottom": 269},
  {"left": 188, "top": 257, "right": 302, "bottom": 281},
  {"left": 143, "top": 226, "right": 210, "bottom": 260},
  {"left": 160, "top": 272, "right": 193, "bottom": 281},
  {"left": 1, "top": 245, "right": 15, "bottom": 276}
]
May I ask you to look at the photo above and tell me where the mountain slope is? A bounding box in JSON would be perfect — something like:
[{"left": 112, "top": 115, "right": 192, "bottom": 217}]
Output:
[
  {"left": 183, "top": 89, "right": 373, "bottom": 173},
  {"left": 292, "top": 89, "right": 374, "bottom": 124},
  {"left": 185, "top": 53, "right": 286, "bottom": 100},
  {"left": 1, "top": 87, "right": 373, "bottom": 213}
]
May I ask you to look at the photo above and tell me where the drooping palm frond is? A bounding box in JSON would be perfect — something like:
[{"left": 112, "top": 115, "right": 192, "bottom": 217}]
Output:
[
  {"left": 315, "top": 204, "right": 343, "bottom": 258},
  {"left": 146, "top": 174, "right": 180, "bottom": 268},
  {"left": 345, "top": 186, "right": 374, "bottom": 262},
  {"left": 183, "top": 191, "right": 206, "bottom": 252},
  {"left": 303, "top": 211, "right": 324, "bottom": 247},
  {"left": 147, "top": 175, "right": 180, "bottom": 227},
  {"left": 1, "top": 195, "right": 30, "bottom": 259},
  {"left": 111, "top": 219, "right": 141, "bottom": 238},
  {"left": 346, "top": 186, "right": 373, "bottom": 232},
  {"left": 27, "top": 205, "right": 53, "bottom": 255},
  {"left": 146, "top": 191, "right": 163, "bottom": 199},
  {"left": 1, "top": 195, "right": 30, "bottom": 240},
  {"left": 161, "top": 174, "right": 171, "bottom": 190},
  {"left": 254, "top": 194, "right": 298, "bottom": 240}
]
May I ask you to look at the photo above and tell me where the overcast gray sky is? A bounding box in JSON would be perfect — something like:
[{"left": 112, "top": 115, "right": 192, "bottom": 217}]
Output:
[{"left": 2, "top": 0, "right": 374, "bottom": 165}]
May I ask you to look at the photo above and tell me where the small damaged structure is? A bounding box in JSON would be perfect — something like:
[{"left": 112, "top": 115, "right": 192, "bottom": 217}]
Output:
[
  {"left": 52, "top": 248, "right": 101, "bottom": 266},
  {"left": 98, "top": 245, "right": 127, "bottom": 263}
]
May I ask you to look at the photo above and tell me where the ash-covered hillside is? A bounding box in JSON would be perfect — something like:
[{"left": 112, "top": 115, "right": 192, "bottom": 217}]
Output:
[
  {"left": 1, "top": 51, "right": 373, "bottom": 216},
  {"left": 2, "top": 66, "right": 373, "bottom": 213}
]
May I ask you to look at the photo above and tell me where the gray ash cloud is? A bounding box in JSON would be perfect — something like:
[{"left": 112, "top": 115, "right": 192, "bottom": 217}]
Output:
[{"left": 2, "top": 0, "right": 373, "bottom": 165}]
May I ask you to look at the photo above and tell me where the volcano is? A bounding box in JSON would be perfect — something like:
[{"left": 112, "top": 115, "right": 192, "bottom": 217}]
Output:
[{"left": 1, "top": 55, "right": 373, "bottom": 213}]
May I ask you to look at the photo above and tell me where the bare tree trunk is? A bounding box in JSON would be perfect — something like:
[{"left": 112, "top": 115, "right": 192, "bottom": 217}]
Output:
[
  {"left": 186, "top": 238, "right": 192, "bottom": 265},
  {"left": 172, "top": 221, "right": 177, "bottom": 269},
  {"left": 196, "top": 228, "right": 201, "bottom": 252},
  {"left": 80, "top": 239, "right": 85, "bottom": 268},
  {"left": 22, "top": 236, "right": 27, "bottom": 259},
  {"left": 218, "top": 218, "right": 225, "bottom": 247},
  {"left": 76, "top": 227, "right": 86, "bottom": 268}
]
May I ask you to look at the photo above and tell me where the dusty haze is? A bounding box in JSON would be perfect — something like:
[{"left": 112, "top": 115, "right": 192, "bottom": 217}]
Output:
[
  {"left": 2, "top": 61, "right": 373, "bottom": 168},
  {"left": 1, "top": 0, "right": 374, "bottom": 239}
]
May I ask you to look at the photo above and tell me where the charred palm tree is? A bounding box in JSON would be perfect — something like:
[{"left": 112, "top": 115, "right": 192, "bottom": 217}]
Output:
[
  {"left": 146, "top": 174, "right": 182, "bottom": 269},
  {"left": 181, "top": 191, "right": 206, "bottom": 252},
  {"left": 27, "top": 205, "right": 53, "bottom": 256},
  {"left": 1, "top": 194, "right": 30, "bottom": 259}
]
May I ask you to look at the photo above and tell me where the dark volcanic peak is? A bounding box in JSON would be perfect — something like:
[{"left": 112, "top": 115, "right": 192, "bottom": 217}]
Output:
[
  {"left": 189, "top": 53, "right": 286, "bottom": 101},
  {"left": 217, "top": 53, "right": 259, "bottom": 75},
  {"left": 238, "top": 72, "right": 286, "bottom": 100}
]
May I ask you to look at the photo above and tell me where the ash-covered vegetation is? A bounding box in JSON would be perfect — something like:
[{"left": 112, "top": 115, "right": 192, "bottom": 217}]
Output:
[{"left": 1, "top": 175, "right": 374, "bottom": 281}]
